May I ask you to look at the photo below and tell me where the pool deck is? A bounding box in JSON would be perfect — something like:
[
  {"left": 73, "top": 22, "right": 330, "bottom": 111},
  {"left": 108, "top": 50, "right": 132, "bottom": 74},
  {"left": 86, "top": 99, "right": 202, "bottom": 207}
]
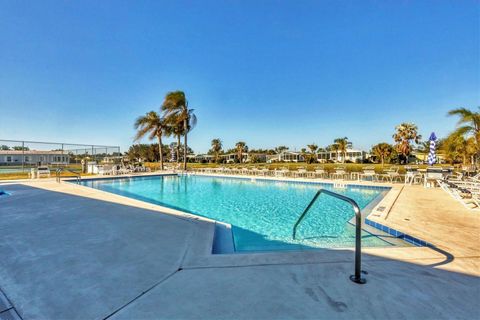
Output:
[{"left": 0, "top": 174, "right": 479, "bottom": 319}]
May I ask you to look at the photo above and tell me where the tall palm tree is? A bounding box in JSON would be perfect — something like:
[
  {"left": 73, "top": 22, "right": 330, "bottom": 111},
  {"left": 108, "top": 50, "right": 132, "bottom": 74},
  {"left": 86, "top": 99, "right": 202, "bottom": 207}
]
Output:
[
  {"left": 210, "top": 139, "right": 223, "bottom": 163},
  {"left": 235, "top": 141, "right": 248, "bottom": 163},
  {"left": 134, "top": 111, "right": 167, "bottom": 170},
  {"left": 392, "top": 123, "right": 421, "bottom": 164},
  {"left": 333, "top": 137, "right": 349, "bottom": 163},
  {"left": 371, "top": 142, "right": 394, "bottom": 166},
  {"left": 448, "top": 107, "right": 480, "bottom": 159},
  {"left": 166, "top": 115, "right": 183, "bottom": 163},
  {"left": 162, "top": 91, "right": 197, "bottom": 170}
]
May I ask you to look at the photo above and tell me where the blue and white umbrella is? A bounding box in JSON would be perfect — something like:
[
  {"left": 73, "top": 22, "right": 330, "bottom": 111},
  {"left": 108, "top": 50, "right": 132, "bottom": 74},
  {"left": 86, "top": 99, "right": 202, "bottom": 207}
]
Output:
[{"left": 427, "top": 132, "right": 437, "bottom": 165}]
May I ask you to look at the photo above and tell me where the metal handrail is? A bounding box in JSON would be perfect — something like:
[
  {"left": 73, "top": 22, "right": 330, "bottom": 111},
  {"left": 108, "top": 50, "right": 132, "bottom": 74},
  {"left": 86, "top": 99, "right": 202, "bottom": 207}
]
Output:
[
  {"left": 56, "top": 168, "right": 81, "bottom": 183},
  {"left": 292, "top": 188, "right": 366, "bottom": 284}
]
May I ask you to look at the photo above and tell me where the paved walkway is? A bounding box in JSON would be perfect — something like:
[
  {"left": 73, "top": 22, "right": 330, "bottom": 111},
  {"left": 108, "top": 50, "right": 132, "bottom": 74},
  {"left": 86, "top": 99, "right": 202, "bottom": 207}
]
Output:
[
  {"left": 368, "top": 184, "right": 480, "bottom": 276},
  {"left": 0, "top": 179, "right": 478, "bottom": 319}
]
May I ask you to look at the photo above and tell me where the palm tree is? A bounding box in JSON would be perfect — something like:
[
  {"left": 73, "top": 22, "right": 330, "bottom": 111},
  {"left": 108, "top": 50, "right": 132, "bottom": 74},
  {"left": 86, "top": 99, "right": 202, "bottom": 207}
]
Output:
[
  {"left": 333, "top": 137, "right": 349, "bottom": 163},
  {"left": 166, "top": 115, "right": 183, "bottom": 163},
  {"left": 328, "top": 143, "right": 340, "bottom": 162},
  {"left": 307, "top": 143, "right": 318, "bottom": 154},
  {"left": 235, "top": 141, "right": 248, "bottom": 163},
  {"left": 210, "top": 139, "right": 223, "bottom": 163},
  {"left": 274, "top": 146, "right": 289, "bottom": 154},
  {"left": 305, "top": 144, "right": 318, "bottom": 163},
  {"left": 162, "top": 91, "right": 197, "bottom": 170},
  {"left": 392, "top": 123, "right": 421, "bottom": 164},
  {"left": 448, "top": 107, "right": 480, "bottom": 161},
  {"left": 416, "top": 141, "right": 431, "bottom": 162},
  {"left": 371, "top": 143, "right": 394, "bottom": 166},
  {"left": 134, "top": 111, "right": 167, "bottom": 170}
]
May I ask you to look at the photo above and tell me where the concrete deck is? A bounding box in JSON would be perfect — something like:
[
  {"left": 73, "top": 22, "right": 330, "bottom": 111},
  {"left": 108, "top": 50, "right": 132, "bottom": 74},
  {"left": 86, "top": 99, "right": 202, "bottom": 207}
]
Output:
[{"left": 0, "top": 176, "right": 479, "bottom": 319}]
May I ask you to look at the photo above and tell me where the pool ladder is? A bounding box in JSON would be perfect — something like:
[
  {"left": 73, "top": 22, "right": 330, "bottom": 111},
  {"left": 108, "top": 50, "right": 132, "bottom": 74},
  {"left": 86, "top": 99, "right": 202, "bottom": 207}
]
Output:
[
  {"left": 292, "top": 188, "right": 367, "bottom": 284},
  {"left": 55, "top": 168, "right": 81, "bottom": 183}
]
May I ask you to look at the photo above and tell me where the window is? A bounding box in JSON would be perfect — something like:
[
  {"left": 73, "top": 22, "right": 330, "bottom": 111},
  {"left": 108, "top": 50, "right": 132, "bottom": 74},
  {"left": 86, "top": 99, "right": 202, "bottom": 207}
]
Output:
[{"left": 6, "top": 156, "right": 11, "bottom": 162}]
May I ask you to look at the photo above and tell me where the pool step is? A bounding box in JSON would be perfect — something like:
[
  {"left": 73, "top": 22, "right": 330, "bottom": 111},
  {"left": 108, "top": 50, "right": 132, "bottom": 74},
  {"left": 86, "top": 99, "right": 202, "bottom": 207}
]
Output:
[{"left": 212, "top": 222, "right": 235, "bottom": 254}]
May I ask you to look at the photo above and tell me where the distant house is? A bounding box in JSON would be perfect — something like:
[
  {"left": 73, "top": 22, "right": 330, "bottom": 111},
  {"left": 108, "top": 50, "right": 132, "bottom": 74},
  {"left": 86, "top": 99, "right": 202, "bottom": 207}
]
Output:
[
  {"left": 221, "top": 153, "right": 247, "bottom": 163},
  {"left": 317, "top": 149, "right": 369, "bottom": 163},
  {"left": 187, "top": 154, "right": 215, "bottom": 163},
  {"left": 267, "top": 151, "right": 305, "bottom": 163},
  {"left": 0, "top": 150, "right": 70, "bottom": 166}
]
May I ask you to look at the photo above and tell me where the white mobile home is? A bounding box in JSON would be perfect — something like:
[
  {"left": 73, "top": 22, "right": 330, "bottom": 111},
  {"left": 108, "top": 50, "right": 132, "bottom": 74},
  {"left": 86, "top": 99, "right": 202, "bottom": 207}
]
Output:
[{"left": 0, "top": 150, "right": 70, "bottom": 166}]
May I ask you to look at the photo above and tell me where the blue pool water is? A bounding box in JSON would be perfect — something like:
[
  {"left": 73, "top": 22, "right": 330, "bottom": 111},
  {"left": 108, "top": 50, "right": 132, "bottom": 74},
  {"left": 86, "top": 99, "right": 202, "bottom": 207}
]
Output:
[{"left": 80, "top": 175, "right": 394, "bottom": 251}]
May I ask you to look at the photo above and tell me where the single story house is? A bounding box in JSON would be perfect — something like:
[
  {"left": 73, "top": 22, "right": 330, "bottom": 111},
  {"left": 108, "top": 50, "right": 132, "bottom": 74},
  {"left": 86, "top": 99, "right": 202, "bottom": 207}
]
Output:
[{"left": 0, "top": 150, "right": 70, "bottom": 166}]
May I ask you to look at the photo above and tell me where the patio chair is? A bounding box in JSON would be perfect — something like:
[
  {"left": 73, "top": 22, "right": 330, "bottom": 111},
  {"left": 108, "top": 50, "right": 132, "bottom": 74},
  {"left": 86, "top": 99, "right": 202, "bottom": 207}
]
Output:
[
  {"left": 331, "top": 167, "right": 348, "bottom": 180},
  {"left": 294, "top": 168, "right": 307, "bottom": 178},
  {"left": 359, "top": 166, "right": 378, "bottom": 182},
  {"left": 403, "top": 166, "right": 420, "bottom": 184},
  {"left": 274, "top": 168, "right": 289, "bottom": 177},
  {"left": 467, "top": 172, "right": 480, "bottom": 182},
  {"left": 438, "top": 180, "right": 480, "bottom": 210},
  {"left": 314, "top": 168, "right": 328, "bottom": 179},
  {"left": 258, "top": 168, "right": 269, "bottom": 176}
]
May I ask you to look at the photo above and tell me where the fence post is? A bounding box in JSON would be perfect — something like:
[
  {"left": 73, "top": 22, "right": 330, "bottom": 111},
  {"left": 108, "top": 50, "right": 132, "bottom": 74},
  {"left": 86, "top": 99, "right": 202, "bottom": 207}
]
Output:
[{"left": 22, "top": 141, "right": 25, "bottom": 173}]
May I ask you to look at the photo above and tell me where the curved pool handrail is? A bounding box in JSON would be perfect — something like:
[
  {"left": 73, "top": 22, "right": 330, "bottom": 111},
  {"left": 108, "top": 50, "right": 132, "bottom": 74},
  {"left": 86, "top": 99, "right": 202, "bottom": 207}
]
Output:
[{"left": 292, "top": 188, "right": 366, "bottom": 284}]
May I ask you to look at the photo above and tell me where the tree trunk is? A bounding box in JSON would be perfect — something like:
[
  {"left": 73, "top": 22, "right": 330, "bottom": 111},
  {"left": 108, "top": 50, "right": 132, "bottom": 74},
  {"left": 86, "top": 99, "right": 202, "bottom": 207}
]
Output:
[
  {"left": 157, "top": 135, "right": 164, "bottom": 170},
  {"left": 176, "top": 135, "right": 180, "bottom": 164},
  {"left": 381, "top": 157, "right": 384, "bottom": 167},
  {"left": 183, "top": 119, "right": 188, "bottom": 170}
]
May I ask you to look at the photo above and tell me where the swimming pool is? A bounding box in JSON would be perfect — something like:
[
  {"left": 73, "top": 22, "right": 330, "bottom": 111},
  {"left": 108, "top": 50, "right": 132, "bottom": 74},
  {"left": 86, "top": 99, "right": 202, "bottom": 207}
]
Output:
[{"left": 80, "top": 175, "right": 395, "bottom": 252}]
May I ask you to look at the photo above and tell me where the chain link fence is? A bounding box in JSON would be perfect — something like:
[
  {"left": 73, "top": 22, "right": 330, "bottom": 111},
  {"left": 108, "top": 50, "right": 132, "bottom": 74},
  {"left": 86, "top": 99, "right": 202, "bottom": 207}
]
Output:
[{"left": 0, "top": 139, "right": 121, "bottom": 178}]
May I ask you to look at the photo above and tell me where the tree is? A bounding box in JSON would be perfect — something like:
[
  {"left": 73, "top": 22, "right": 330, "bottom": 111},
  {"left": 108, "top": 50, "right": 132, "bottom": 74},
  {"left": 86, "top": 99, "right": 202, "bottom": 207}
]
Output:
[
  {"left": 305, "top": 143, "right": 318, "bottom": 164},
  {"left": 392, "top": 123, "right": 421, "bottom": 164},
  {"left": 333, "top": 137, "right": 349, "bottom": 163},
  {"left": 416, "top": 141, "right": 431, "bottom": 162},
  {"left": 274, "top": 146, "right": 289, "bottom": 154},
  {"left": 441, "top": 133, "right": 476, "bottom": 165},
  {"left": 447, "top": 107, "right": 480, "bottom": 162},
  {"left": 162, "top": 91, "right": 197, "bottom": 170},
  {"left": 13, "top": 146, "right": 29, "bottom": 151},
  {"left": 1, "top": 145, "right": 10, "bottom": 150},
  {"left": 166, "top": 115, "right": 184, "bottom": 163},
  {"left": 235, "top": 141, "right": 248, "bottom": 163},
  {"left": 307, "top": 143, "right": 318, "bottom": 154},
  {"left": 328, "top": 143, "right": 340, "bottom": 162},
  {"left": 371, "top": 143, "right": 394, "bottom": 166},
  {"left": 134, "top": 111, "right": 167, "bottom": 170},
  {"left": 210, "top": 139, "right": 223, "bottom": 163}
]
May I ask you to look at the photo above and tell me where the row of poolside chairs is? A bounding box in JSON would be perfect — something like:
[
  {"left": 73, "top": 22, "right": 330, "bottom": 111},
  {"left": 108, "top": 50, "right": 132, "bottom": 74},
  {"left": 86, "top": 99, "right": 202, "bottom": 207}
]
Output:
[
  {"left": 194, "top": 166, "right": 453, "bottom": 184},
  {"left": 438, "top": 172, "right": 480, "bottom": 210},
  {"left": 98, "top": 164, "right": 150, "bottom": 175}
]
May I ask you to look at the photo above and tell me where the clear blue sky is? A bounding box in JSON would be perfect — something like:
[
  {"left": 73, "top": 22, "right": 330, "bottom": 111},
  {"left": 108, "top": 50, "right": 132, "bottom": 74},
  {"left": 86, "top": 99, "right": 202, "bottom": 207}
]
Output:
[{"left": 0, "top": 1, "right": 478, "bottom": 153}]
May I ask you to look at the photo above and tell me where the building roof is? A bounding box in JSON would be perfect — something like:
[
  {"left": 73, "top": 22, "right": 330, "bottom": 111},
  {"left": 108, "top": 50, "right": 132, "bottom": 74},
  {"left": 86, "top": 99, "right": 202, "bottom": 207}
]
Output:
[{"left": 0, "top": 150, "right": 66, "bottom": 155}]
